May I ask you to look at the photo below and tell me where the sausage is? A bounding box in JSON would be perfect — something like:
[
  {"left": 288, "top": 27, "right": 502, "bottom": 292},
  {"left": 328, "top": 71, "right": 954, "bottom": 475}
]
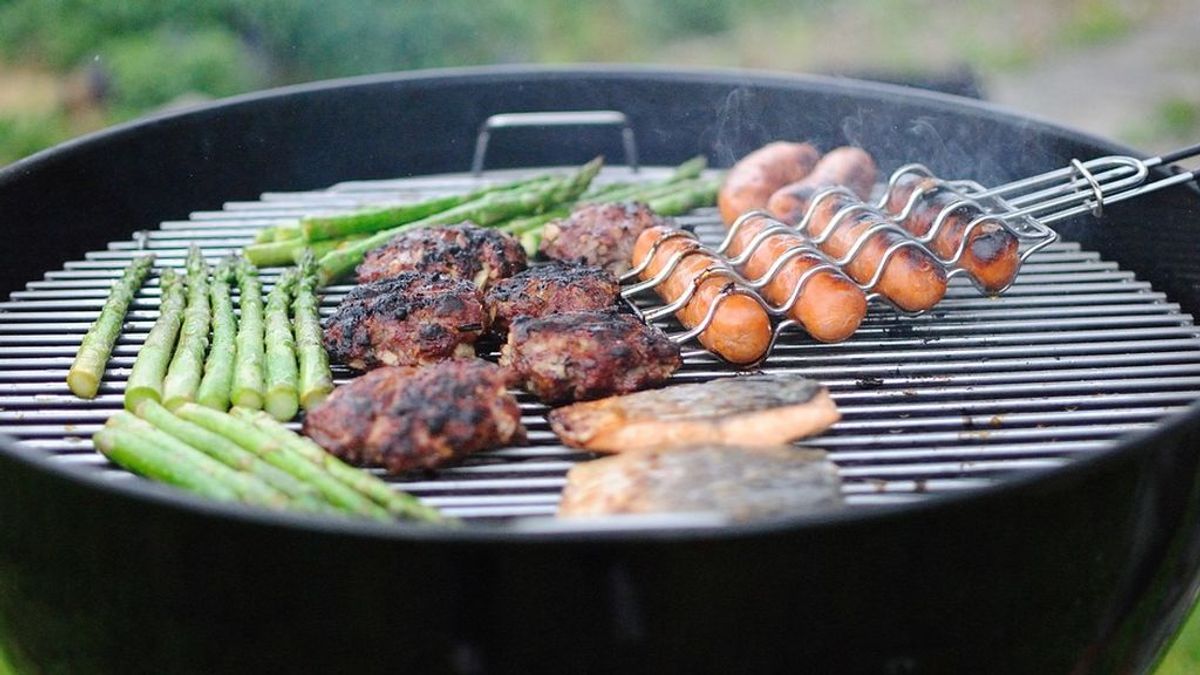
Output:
[
  {"left": 767, "top": 146, "right": 878, "bottom": 225},
  {"left": 885, "top": 173, "right": 1020, "bottom": 294},
  {"left": 801, "top": 191, "right": 947, "bottom": 312},
  {"left": 632, "top": 226, "right": 772, "bottom": 365},
  {"left": 726, "top": 217, "right": 867, "bottom": 342},
  {"left": 718, "top": 142, "right": 820, "bottom": 225}
]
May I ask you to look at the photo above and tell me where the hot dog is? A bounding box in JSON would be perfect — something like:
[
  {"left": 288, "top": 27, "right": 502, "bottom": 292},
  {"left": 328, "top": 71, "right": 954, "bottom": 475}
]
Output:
[
  {"left": 718, "top": 142, "right": 820, "bottom": 225},
  {"left": 801, "top": 191, "right": 948, "bottom": 312},
  {"left": 726, "top": 217, "right": 867, "bottom": 342},
  {"left": 885, "top": 173, "right": 1020, "bottom": 293},
  {"left": 767, "top": 146, "right": 878, "bottom": 225},
  {"left": 632, "top": 226, "right": 772, "bottom": 365}
]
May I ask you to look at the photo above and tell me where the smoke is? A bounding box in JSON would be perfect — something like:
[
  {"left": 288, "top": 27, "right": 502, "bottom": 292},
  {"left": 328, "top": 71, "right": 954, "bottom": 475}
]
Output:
[{"left": 711, "top": 86, "right": 768, "bottom": 167}]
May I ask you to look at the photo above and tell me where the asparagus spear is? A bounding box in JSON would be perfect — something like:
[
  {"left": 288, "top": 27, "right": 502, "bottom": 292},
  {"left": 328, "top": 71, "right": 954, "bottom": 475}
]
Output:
[
  {"left": 520, "top": 229, "right": 543, "bottom": 258},
  {"left": 667, "top": 155, "right": 708, "bottom": 181},
  {"left": 162, "top": 246, "right": 211, "bottom": 410},
  {"left": 175, "top": 403, "right": 391, "bottom": 520},
  {"left": 646, "top": 178, "right": 721, "bottom": 216},
  {"left": 580, "top": 155, "right": 707, "bottom": 203},
  {"left": 195, "top": 258, "right": 238, "bottom": 411},
  {"left": 230, "top": 408, "right": 452, "bottom": 524},
  {"left": 272, "top": 225, "right": 302, "bottom": 241},
  {"left": 136, "top": 399, "right": 328, "bottom": 511},
  {"left": 125, "top": 268, "right": 187, "bottom": 411},
  {"left": 264, "top": 269, "right": 300, "bottom": 421},
  {"left": 290, "top": 235, "right": 366, "bottom": 264},
  {"left": 94, "top": 425, "right": 239, "bottom": 503},
  {"left": 110, "top": 410, "right": 293, "bottom": 508},
  {"left": 112, "top": 410, "right": 294, "bottom": 509},
  {"left": 299, "top": 174, "right": 553, "bottom": 243},
  {"left": 293, "top": 252, "right": 334, "bottom": 409},
  {"left": 579, "top": 181, "right": 635, "bottom": 200},
  {"left": 317, "top": 157, "right": 603, "bottom": 284},
  {"left": 253, "top": 227, "right": 276, "bottom": 244},
  {"left": 67, "top": 254, "right": 155, "bottom": 399},
  {"left": 231, "top": 259, "right": 266, "bottom": 410},
  {"left": 497, "top": 208, "right": 567, "bottom": 234},
  {"left": 243, "top": 239, "right": 301, "bottom": 268}
]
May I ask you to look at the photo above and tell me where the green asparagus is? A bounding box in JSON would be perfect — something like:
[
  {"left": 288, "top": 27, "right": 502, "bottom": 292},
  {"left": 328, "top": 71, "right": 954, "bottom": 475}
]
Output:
[
  {"left": 242, "top": 239, "right": 302, "bottom": 268},
  {"left": 520, "top": 229, "right": 543, "bottom": 258},
  {"left": 175, "top": 403, "right": 391, "bottom": 520},
  {"left": 94, "top": 425, "right": 239, "bottom": 503},
  {"left": 231, "top": 259, "right": 266, "bottom": 410},
  {"left": 579, "top": 181, "right": 635, "bottom": 201},
  {"left": 272, "top": 225, "right": 302, "bottom": 242},
  {"left": 67, "top": 254, "right": 155, "bottom": 399},
  {"left": 317, "top": 157, "right": 603, "bottom": 284},
  {"left": 299, "top": 174, "right": 553, "bottom": 243},
  {"left": 579, "top": 155, "right": 707, "bottom": 203},
  {"left": 230, "top": 408, "right": 452, "bottom": 524},
  {"left": 162, "top": 246, "right": 211, "bottom": 410},
  {"left": 125, "top": 267, "right": 187, "bottom": 411},
  {"left": 646, "top": 178, "right": 721, "bottom": 216},
  {"left": 293, "top": 252, "right": 334, "bottom": 409},
  {"left": 108, "top": 410, "right": 291, "bottom": 508},
  {"left": 497, "top": 208, "right": 567, "bottom": 234},
  {"left": 195, "top": 258, "right": 237, "bottom": 410},
  {"left": 290, "top": 235, "right": 366, "bottom": 264},
  {"left": 136, "top": 399, "right": 328, "bottom": 511},
  {"left": 264, "top": 268, "right": 300, "bottom": 421}
]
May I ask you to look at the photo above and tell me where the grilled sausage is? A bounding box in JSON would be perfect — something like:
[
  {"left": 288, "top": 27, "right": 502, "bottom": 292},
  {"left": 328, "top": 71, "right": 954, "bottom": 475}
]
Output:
[
  {"left": 885, "top": 173, "right": 1021, "bottom": 293},
  {"left": 718, "top": 142, "right": 820, "bottom": 225},
  {"left": 727, "top": 217, "right": 867, "bottom": 342},
  {"left": 767, "top": 146, "right": 878, "bottom": 225},
  {"left": 632, "top": 226, "right": 772, "bottom": 365},
  {"left": 801, "top": 191, "right": 947, "bottom": 312}
]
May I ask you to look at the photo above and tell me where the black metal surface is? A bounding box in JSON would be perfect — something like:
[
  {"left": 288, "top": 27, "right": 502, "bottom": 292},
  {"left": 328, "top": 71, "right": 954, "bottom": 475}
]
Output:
[{"left": 1, "top": 65, "right": 1199, "bottom": 673}]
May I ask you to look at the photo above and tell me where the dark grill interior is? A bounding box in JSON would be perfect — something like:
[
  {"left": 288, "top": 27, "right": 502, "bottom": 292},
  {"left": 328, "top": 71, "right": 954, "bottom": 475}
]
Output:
[{"left": 2, "top": 164, "right": 1198, "bottom": 524}]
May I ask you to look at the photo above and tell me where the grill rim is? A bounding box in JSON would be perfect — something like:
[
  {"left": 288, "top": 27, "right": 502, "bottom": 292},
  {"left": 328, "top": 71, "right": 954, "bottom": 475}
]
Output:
[{"left": 2, "top": 64, "right": 1199, "bottom": 543}]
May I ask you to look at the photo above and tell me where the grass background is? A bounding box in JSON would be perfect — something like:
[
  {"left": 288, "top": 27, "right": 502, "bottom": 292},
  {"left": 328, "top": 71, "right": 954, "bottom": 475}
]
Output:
[{"left": 0, "top": 0, "right": 1198, "bottom": 671}]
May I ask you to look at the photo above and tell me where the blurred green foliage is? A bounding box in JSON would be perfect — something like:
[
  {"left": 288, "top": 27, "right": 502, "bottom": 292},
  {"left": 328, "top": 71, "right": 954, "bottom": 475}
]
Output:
[
  {"left": 103, "top": 27, "right": 256, "bottom": 118},
  {"left": 0, "top": 0, "right": 776, "bottom": 162},
  {"left": 0, "top": 112, "right": 71, "bottom": 161}
]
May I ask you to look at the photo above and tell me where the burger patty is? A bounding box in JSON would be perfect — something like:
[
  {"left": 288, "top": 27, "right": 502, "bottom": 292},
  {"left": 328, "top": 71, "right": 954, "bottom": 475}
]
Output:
[
  {"left": 302, "top": 360, "right": 525, "bottom": 474},
  {"left": 539, "top": 202, "right": 669, "bottom": 275},
  {"left": 484, "top": 262, "right": 621, "bottom": 335},
  {"left": 356, "top": 221, "right": 527, "bottom": 288},
  {"left": 323, "top": 272, "right": 487, "bottom": 369},
  {"left": 499, "top": 309, "right": 682, "bottom": 404}
]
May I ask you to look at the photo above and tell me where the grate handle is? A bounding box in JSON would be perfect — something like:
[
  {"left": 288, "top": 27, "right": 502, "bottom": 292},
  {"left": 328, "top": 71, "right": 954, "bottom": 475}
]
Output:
[{"left": 471, "top": 110, "right": 639, "bottom": 176}]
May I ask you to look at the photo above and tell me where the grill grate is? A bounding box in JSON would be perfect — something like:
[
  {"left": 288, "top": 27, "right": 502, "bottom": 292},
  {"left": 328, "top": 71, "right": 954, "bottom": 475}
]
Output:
[{"left": 2, "top": 166, "right": 1199, "bottom": 523}]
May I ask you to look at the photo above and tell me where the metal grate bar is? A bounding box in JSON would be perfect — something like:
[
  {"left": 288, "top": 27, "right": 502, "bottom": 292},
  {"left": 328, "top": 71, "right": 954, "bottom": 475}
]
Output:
[{"left": 1, "top": 165, "right": 1199, "bottom": 525}]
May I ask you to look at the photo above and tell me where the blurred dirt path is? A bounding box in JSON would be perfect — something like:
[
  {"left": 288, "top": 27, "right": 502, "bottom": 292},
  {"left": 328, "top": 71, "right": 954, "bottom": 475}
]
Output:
[{"left": 987, "top": 1, "right": 1200, "bottom": 153}]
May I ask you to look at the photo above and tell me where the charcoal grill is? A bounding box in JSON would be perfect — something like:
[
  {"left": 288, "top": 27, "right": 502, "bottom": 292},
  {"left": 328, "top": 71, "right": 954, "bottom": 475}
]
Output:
[{"left": 1, "top": 66, "right": 1200, "bottom": 673}]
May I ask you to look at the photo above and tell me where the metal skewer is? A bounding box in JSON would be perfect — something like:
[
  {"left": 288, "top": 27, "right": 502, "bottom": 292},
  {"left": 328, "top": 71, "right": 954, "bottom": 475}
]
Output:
[{"left": 619, "top": 143, "right": 1200, "bottom": 366}]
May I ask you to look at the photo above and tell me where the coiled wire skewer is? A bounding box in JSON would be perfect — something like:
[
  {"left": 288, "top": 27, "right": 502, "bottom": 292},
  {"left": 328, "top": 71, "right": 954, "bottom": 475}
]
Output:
[{"left": 620, "top": 143, "right": 1200, "bottom": 365}]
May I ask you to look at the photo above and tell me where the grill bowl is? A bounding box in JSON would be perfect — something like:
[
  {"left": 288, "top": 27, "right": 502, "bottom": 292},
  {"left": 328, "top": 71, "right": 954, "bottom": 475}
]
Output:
[{"left": 2, "top": 65, "right": 1199, "bottom": 673}]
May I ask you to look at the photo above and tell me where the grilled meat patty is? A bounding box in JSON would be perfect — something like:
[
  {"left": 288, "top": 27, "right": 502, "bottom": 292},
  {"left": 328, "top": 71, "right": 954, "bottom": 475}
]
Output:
[
  {"left": 539, "top": 202, "right": 668, "bottom": 275},
  {"left": 499, "top": 309, "right": 681, "bottom": 404},
  {"left": 356, "top": 222, "right": 527, "bottom": 288},
  {"left": 548, "top": 374, "right": 840, "bottom": 453},
  {"left": 302, "top": 360, "right": 525, "bottom": 474},
  {"left": 557, "top": 444, "right": 843, "bottom": 521},
  {"left": 484, "top": 262, "right": 621, "bottom": 335},
  {"left": 323, "top": 272, "right": 487, "bottom": 369}
]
